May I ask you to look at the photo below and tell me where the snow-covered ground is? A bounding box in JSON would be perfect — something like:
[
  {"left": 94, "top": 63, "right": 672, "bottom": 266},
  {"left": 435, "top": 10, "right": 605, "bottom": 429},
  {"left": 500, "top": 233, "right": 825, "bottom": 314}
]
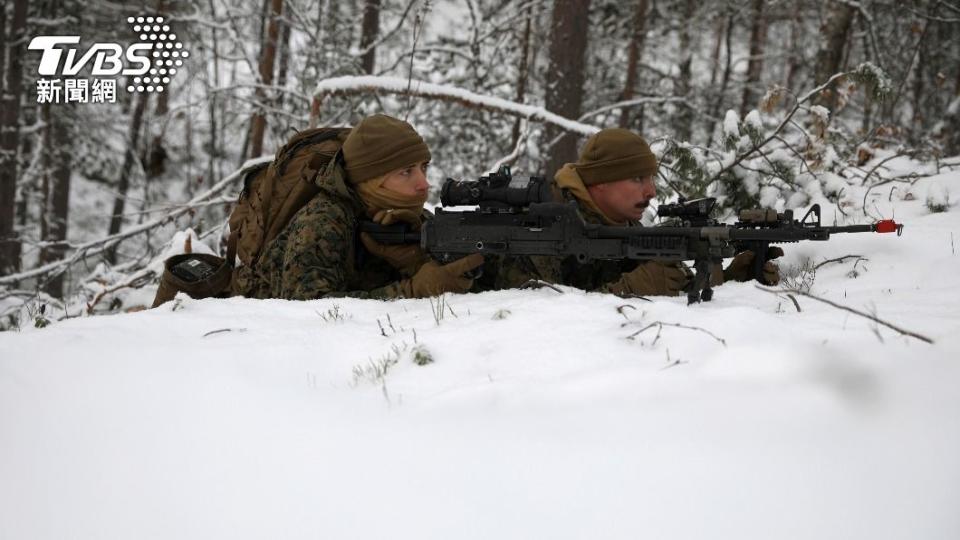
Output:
[{"left": 2, "top": 167, "right": 959, "bottom": 540}]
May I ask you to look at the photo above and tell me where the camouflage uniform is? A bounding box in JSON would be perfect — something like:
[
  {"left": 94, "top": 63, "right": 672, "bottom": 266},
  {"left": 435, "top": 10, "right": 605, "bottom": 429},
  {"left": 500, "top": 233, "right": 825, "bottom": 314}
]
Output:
[
  {"left": 240, "top": 159, "right": 408, "bottom": 300},
  {"left": 478, "top": 128, "right": 694, "bottom": 297}
]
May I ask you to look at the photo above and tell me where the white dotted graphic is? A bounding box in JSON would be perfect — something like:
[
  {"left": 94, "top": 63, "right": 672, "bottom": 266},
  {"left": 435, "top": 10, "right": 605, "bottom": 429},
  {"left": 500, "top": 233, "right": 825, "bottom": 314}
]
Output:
[{"left": 127, "top": 15, "right": 187, "bottom": 94}]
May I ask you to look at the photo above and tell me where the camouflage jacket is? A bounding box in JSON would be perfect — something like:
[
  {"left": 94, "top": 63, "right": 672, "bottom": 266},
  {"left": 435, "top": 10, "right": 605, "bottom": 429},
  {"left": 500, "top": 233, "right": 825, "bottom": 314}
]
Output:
[{"left": 239, "top": 159, "right": 407, "bottom": 300}]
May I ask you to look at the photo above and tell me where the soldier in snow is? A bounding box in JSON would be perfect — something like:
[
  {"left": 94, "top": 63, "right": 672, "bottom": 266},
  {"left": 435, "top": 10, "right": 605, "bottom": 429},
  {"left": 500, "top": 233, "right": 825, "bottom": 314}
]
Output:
[
  {"left": 484, "top": 128, "right": 782, "bottom": 296},
  {"left": 242, "top": 114, "right": 483, "bottom": 300}
]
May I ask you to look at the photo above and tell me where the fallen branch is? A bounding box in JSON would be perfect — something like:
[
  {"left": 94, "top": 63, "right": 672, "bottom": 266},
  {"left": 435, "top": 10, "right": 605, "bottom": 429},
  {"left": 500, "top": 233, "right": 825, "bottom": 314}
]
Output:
[
  {"left": 0, "top": 156, "right": 270, "bottom": 287},
  {"left": 202, "top": 328, "right": 248, "bottom": 338},
  {"left": 313, "top": 75, "right": 600, "bottom": 136},
  {"left": 85, "top": 266, "right": 158, "bottom": 315},
  {"left": 625, "top": 320, "right": 727, "bottom": 347},
  {"left": 860, "top": 165, "right": 929, "bottom": 215},
  {"left": 756, "top": 286, "right": 934, "bottom": 344},
  {"left": 518, "top": 279, "right": 563, "bottom": 293},
  {"left": 813, "top": 254, "right": 867, "bottom": 270},
  {"left": 859, "top": 151, "right": 916, "bottom": 186},
  {"left": 616, "top": 304, "right": 637, "bottom": 321}
]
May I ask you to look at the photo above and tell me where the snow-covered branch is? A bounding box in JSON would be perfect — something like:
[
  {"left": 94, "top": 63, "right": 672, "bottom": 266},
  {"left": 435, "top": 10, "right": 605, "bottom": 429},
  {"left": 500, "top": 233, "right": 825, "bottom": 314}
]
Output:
[
  {"left": 706, "top": 70, "right": 853, "bottom": 184},
  {"left": 0, "top": 157, "right": 270, "bottom": 287},
  {"left": 313, "top": 76, "right": 601, "bottom": 136}
]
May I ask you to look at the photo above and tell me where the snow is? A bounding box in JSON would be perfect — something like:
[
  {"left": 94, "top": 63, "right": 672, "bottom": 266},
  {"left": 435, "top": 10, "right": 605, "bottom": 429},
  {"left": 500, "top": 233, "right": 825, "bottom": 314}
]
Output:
[
  {"left": 723, "top": 109, "right": 740, "bottom": 139},
  {"left": 785, "top": 190, "right": 810, "bottom": 208},
  {"left": 2, "top": 171, "right": 960, "bottom": 539},
  {"left": 315, "top": 75, "right": 601, "bottom": 136},
  {"left": 744, "top": 109, "right": 763, "bottom": 132},
  {"left": 855, "top": 61, "right": 893, "bottom": 97},
  {"left": 809, "top": 105, "right": 831, "bottom": 125}
]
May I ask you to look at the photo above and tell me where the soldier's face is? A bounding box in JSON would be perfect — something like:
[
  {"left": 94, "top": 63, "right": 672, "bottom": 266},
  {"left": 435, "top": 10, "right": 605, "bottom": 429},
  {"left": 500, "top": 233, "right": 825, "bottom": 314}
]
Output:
[
  {"left": 382, "top": 161, "right": 430, "bottom": 199},
  {"left": 588, "top": 175, "right": 657, "bottom": 222}
]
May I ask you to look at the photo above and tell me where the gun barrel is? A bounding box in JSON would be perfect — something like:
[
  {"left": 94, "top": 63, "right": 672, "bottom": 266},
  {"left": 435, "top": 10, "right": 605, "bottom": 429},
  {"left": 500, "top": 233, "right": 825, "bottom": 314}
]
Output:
[
  {"left": 356, "top": 222, "right": 421, "bottom": 244},
  {"left": 817, "top": 219, "right": 903, "bottom": 235}
]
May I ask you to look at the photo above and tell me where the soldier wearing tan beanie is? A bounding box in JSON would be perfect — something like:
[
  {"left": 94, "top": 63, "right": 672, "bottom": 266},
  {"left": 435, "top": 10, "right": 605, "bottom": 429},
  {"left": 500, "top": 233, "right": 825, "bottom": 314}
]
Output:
[
  {"left": 553, "top": 128, "right": 660, "bottom": 226},
  {"left": 541, "top": 128, "right": 780, "bottom": 296},
  {"left": 342, "top": 114, "right": 432, "bottom": 185},
  {"left": 246, "top": 113, "right": 481, "bottom": 300}
]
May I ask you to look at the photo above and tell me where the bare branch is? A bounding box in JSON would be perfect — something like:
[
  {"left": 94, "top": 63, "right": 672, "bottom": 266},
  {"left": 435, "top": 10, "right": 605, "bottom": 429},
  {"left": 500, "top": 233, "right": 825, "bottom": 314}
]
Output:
[
  {"left": 813, "top": 254, "right": 867, "bottom": 270},
  {"left": 625, "top": 320, "right": 727, "bottom": 347},
  {"left": 578, "top": 96, "right": 688, "bottom": 123},
  {"left": 756, "top": 286, "right": 934, "bottom": 344},
  {"left": 0, "top": 157, "right": 271, "bottom": 286}
]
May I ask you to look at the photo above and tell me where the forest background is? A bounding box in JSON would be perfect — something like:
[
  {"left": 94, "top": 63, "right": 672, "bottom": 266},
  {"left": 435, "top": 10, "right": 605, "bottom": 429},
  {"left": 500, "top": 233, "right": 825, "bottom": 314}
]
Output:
[{"left": 1, "top": 0, "right": 958, "bottom": 324}]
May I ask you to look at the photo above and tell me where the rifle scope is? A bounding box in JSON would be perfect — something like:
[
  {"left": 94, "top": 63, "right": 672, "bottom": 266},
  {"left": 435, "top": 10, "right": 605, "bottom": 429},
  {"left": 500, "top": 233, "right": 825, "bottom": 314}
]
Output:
[
  {"left": 441, "top": 165, "right": 552, "bottom": 208},
  {"left": 656, "top": 197, "right": 717, "bottom": 220}
]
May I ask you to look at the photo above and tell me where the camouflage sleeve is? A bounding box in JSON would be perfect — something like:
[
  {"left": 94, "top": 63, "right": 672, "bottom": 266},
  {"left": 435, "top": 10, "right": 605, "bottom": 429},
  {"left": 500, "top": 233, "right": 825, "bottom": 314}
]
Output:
[{"left": 277, "top": 202, "right": 406, "bottom": 300}]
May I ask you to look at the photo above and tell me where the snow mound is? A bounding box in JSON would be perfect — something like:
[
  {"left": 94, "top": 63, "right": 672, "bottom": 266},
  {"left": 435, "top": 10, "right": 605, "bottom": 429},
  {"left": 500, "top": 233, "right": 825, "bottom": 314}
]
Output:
[{"left": 2, "top": 176, "right": 960, "bottom": 540}]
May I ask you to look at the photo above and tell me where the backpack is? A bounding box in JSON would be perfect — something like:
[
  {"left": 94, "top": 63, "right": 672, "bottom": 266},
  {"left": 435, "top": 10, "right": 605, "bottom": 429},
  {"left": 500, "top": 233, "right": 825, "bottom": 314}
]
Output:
[
  {"left": 226, "top": 127, "right": 352, "bottom": 268},
  {"left": 152, "top": 126, "right": 352, "bottom": 307}
]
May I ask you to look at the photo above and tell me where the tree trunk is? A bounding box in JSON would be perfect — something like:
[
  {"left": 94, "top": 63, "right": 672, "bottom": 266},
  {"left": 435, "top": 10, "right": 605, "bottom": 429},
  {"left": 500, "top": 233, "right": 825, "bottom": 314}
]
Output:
[
  {"left": 784, "top": 2, "right": 802, "bottom": 91},
  {"left": 708, "top": 15, "right": 724, "bottom": 87},
  {"left": 673, "top": 0, "right": 697, "bottom": 142},
  {"left": 740, "top": 0, "right": 767, "bottom": 116},
  {"left": 206, "top": 0, "right": 222, "bottom": 187},
  {"left": 618, "top": 0, "right": 648, "bottom": 129},
  {"left": 38, "top": 105, "right": 71, "bottom": 297},
  {"left": 543, "top": 0, "right": 592, "bottom": 176},
  {"left": 0, "top": 0, "right": 28, "bottom": 275},
  {"left": 910, "top": 21, "right": 935, "bottom": 141},
  {"left": 705, "top": 12, "right": 734, "bottom": 145},
  {"left": 106, "top": 92, "right": 149, "bottom": 263},
  {"left": 359, "top": 0, "right": 381, "bottom": 74},
  {"left": 0, "top": 0, "right": 7, "bottom": 93},
  {"left": 813, "top": 0, "right": 857, "bottom": 111},
  {"left": 276, "top": 3, "right": 293, "bottom": 111},
  {"left": 955, "top": 45, "right": 960, "bottom": 99},
  {"left": 144, "top": 83, "right": 169, "bottom": 180},
  {"left": 318, "top": 0, "right": 338, "bottom": 77},
  {"left": 947, "top": 79, "right": 960, "bottom": 157},
  {"left": 511, "top": 0, "right": 533, "bottom": 147},
  {"left": 146, "top": 0, "right": 168, "bottom": 180},
  {"left": 248, "top": 0, "right": 283, "bottom": 159},
  {"left": 861, "top": 30, "right": 873, "bottom": 136}
]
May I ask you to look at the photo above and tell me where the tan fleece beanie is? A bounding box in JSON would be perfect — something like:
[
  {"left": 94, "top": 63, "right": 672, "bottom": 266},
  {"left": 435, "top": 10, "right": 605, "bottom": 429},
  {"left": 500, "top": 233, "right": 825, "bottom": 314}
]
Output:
[
  {"left": 342, "top": 114, "right": 431, "bottom": 184},
  {"left": 573, "top": 128, "right": 658, "bottom": 186}
]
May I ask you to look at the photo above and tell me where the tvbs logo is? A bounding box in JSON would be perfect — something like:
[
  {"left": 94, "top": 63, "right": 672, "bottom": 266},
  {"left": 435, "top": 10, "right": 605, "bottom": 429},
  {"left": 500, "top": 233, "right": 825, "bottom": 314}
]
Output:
[{"left": 29, "top": 15, "right": 189, "bottom": 100}]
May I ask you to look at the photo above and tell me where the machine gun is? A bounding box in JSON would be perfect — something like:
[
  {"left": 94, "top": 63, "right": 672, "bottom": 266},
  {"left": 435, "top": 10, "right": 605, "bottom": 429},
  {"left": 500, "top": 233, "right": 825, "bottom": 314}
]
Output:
[{"left": 360, "top": 166, "right": 903, "bottom": 304}]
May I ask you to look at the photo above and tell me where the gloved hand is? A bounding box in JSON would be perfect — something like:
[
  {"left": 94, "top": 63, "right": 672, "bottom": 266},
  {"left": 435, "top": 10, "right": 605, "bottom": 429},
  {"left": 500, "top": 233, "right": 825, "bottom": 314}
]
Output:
[
  {"left": 360, "top": 209, "right": 430, "bottom": 277},
  {"left": 605, "top": 261, "right": 693, "bottom": 297},
  {"left": 398, "top": 253, "right": 485, "bottom": 297},
  {"left": 723, "top": 247, "right": 784, "bottom": 285}
]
